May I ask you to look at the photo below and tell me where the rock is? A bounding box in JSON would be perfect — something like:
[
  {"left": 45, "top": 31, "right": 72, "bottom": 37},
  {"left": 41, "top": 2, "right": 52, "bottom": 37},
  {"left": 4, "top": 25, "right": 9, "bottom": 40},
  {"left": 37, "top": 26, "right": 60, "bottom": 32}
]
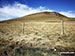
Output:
[{"left": 54, "top": 49, "right": 56, "bottom": 52}]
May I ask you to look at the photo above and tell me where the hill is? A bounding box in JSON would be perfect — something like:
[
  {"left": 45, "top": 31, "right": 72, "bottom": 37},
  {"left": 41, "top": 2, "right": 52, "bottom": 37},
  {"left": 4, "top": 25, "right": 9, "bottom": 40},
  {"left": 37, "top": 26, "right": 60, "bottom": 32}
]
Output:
[
  {"left": 0, "top": 11, "right": 75, "bottom": 56},
  {"left": 0, "top": 11, "right": 75, "bottom": 23}
]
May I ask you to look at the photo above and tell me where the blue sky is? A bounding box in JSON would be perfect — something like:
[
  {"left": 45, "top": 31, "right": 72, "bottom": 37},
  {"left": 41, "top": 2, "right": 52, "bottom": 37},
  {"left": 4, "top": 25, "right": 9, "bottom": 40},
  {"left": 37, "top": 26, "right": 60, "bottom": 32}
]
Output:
[{"left": 0, "top": 0, "right": 75, "bottom": 21}]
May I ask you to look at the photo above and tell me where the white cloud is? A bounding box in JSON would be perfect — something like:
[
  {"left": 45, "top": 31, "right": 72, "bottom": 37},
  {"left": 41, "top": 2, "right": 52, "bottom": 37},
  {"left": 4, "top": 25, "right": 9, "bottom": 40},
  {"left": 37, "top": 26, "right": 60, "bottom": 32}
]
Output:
[
  {"left": 59, "top": 11, "right": 75, "bottom": 18},
  {"left": 0, "top": 2, "right": 53, "bottom": 21},
  {"left": 0, "top": 2, "right": 75, "bottom": 21}
]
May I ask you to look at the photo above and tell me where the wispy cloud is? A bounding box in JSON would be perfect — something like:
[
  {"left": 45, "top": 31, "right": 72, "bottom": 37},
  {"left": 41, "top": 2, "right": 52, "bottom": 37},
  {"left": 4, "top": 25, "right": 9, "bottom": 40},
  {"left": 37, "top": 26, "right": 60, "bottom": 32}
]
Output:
[
  {"left": 0, "top": 2, "right": 75, "bottom": 21},
  {"left": 0, "top": 2, "right": 53, "bottom": 21},
  {"left": 59, "top": 11, "right": 75, "bottom": 18}
]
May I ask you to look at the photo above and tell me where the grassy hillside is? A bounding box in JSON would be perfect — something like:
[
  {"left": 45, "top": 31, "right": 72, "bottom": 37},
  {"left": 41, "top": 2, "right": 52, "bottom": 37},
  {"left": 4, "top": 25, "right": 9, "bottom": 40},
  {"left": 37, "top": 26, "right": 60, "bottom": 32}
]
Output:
[
  {"left": 0, "top": 11, "right": 75, "bottom": 23},
  {"left": 0, "top": 11, "right": 75, "bottom": 56}
]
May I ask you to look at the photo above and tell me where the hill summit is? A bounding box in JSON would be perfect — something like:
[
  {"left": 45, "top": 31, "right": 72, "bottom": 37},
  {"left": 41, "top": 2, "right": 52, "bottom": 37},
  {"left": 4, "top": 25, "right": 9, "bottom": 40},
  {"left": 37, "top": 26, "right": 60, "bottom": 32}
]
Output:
[
  {"left": 37, "top": 11, "right": 67, "bottom": 17},
  {"left": 0, "top": 11, "right": 75, "bottom": 23}
]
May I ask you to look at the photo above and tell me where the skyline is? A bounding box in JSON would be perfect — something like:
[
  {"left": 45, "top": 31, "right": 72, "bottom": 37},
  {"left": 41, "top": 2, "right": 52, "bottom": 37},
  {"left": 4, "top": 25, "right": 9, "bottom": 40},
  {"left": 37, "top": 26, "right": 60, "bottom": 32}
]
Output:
[{"left": 0, "top": 0, "right": 75, "bottom": 21}]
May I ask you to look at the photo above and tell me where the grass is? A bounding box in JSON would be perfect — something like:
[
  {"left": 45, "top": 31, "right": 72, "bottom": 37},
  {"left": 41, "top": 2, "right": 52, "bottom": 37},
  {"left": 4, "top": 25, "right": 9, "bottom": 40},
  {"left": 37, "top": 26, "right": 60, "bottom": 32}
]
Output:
[{"left": 0, "top": 12, "right": 75, "bottom": 56}]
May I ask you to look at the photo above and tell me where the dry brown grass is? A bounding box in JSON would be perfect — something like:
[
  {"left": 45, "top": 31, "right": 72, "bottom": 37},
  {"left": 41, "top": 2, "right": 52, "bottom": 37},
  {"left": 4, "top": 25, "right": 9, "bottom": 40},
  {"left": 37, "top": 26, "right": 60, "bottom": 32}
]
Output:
[
  {"left": 0, "top": 21, "right": 75, "bottom": 50},
  {"left": 0, "top": 12, "right": 75, "bottom": 56}
]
